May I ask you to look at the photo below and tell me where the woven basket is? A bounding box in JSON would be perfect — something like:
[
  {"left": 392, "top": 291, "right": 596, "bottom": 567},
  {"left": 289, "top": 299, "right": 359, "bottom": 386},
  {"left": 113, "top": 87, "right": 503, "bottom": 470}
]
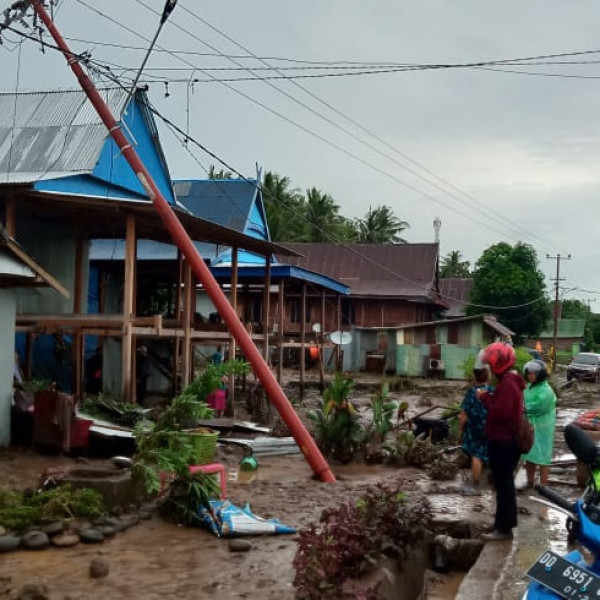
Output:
[{"left": 182, "top": 429, "right": 219, "bottom": 465}]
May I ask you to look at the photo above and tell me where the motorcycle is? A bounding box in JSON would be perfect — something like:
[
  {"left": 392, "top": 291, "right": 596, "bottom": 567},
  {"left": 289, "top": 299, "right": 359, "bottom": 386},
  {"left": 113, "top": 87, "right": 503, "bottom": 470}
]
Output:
[{"left": 523, "top": 424, "right": 600, "bottom": 599}]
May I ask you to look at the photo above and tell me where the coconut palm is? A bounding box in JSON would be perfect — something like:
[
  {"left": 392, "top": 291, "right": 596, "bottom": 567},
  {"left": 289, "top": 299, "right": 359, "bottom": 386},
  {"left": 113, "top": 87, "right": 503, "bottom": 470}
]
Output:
[
  {"left": 440, "top": 250, "right": 471, "bottom": 278},
  {"left": 261, "top": 172, "right": 307, "bottom": 242},
  {"left": 355, "top": 205, "right": 409, "bottom": 244}
]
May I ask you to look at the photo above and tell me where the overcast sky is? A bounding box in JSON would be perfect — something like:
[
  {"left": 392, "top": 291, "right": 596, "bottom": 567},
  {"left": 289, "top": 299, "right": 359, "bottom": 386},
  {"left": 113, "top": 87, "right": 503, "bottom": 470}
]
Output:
[{"left": 2, "top": 1, "right": 600, "bottom": 308}]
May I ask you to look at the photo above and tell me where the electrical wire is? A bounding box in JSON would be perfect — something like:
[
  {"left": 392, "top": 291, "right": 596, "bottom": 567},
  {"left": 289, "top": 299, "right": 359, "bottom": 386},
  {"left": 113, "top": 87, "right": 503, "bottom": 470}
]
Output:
[
  {"left": 3, "top": 9, "right": 554, "bottom": 312},
  {"left": 172, "top": 4, "right": 558, "bottom": 256}
]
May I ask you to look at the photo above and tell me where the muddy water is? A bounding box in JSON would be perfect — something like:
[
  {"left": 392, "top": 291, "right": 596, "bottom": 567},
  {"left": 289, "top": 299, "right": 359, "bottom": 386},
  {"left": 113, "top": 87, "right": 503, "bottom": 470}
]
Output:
[{"left": 1, "top": 454, "right": 427, "bottom": 600}]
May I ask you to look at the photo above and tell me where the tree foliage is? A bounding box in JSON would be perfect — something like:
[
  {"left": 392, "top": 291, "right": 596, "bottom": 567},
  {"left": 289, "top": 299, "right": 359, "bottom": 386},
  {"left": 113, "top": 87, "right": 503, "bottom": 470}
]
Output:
[
  {"left": 440, "top": 250, "right": 471, "bottom": 278},
  {"left": 467, "top": 242, "right": 551, "bottom": 341},
  {"left": 355, "top": 205, "right": 409, "bottom": 244},
  {"left": 261, "top": 171, "right": 409, "bottom": 244}
]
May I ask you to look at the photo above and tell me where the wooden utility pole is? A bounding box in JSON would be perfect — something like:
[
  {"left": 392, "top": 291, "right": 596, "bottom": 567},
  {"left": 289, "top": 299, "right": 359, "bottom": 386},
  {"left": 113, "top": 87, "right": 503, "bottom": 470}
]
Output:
[{"left": 546, "top": 253, "right": 571, "bottom": 368}]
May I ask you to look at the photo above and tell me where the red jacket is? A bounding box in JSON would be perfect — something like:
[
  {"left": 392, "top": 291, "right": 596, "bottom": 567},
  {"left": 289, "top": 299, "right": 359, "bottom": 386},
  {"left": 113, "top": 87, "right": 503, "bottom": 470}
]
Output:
[{"left": 479, "top": 371, "right": 525, "bottom": 441}]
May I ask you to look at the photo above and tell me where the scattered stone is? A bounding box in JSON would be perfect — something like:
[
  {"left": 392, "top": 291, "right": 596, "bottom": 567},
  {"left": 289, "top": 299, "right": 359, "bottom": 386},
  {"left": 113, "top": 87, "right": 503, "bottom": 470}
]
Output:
[
  {"left": 111, "top": 456, "right": 132, "bottom": 469},
  {"left": 111, "top": 505, "right": 123, "bottom": 517},
  {"left": 41, "top": 521, "right": 64, "bottom": 536},
  {"left": 22, "top": 531, "right": 50, "bottom": 551},
  {"left": 13, "top": 582, "right": 50, "bottom": 600},
  {"left": 0, "top": 535, "right": 21, "bottom": 553},
  {"left": 0, "top": 525, "right": 5, "bottom": 536},
  {"left": 51, "top": 533, "right": 80, "bottom": 548},
  {"left": 228, "top": 539, "right": 252, "bottom": 552},
  {"left": 76, "top": 456, "right": 89, "bottom": 464},
  {"left": 80, "top": 529, "right": 105, "bottom": 544},
  {"left": 117, "top": 515, "right": 138, "bottom": 530},
  {"left": 89, "top": 557, "right": 110, "bottom": 579},
  {"left": 97, "top": 526, "right": 116, "bottom": 538}
]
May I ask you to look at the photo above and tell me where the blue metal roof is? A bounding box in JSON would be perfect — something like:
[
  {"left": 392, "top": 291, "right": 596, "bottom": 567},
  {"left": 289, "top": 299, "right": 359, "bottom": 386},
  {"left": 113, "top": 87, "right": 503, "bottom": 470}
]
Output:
[
  {"left": 0, "top": 88, "right": 175, "bottom": 204},
  {"left": 210, "top": 263, "right": 350, "bottom": 295},
  {"left": 173, "top": 179, "right": 266, "bottom": 238}
]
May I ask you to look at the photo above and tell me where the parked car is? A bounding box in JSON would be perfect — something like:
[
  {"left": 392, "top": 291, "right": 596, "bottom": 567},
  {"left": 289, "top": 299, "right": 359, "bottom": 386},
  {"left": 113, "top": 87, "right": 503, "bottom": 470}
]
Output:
[{"left": 566, "top": 353, "right": 600, "bottom": 382}]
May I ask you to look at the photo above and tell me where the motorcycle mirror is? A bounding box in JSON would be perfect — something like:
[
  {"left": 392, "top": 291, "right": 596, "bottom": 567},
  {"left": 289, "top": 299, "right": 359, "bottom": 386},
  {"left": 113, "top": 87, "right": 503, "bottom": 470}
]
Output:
[{"left": 565, "top": 424, "right": 597, "bottom": 465}]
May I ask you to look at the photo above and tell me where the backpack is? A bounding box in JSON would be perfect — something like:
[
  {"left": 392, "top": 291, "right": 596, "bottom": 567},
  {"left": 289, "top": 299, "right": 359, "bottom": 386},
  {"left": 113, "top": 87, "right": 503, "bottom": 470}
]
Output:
[{"left": 517, "top": 415, "right": 535, "bottom": 454}]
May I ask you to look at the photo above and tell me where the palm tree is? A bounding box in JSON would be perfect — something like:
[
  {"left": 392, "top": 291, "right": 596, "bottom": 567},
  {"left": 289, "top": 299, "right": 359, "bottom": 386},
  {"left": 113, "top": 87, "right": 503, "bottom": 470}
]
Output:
[
  {"left": 355, "top": 205, "right": 409, "bottom": 244},
  {"left": 440, "top": 250, "right": 471, "bottom": 278},
  {"left": 261, "top": 171, "right": 305, "bottom": 242},
  {"left": 303, "top": 187, "right": 342, "bottom": 242}
]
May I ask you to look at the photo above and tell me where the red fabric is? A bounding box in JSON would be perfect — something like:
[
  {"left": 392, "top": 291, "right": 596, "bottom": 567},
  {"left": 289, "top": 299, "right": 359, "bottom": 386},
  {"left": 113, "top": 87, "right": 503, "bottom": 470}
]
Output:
[{"left": 479, "top": 371, "right": 525, "bottom": 441}]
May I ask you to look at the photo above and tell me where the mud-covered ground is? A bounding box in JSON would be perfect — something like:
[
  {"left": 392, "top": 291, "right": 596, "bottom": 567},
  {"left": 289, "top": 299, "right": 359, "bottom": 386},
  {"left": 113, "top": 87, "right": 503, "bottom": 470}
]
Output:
[{"left": 0, "top": 374, "right": 595, "bottom": 599}]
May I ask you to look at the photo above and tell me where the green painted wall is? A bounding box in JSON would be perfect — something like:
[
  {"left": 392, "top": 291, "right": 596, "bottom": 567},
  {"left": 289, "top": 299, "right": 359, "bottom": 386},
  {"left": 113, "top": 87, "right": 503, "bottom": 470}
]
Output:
[{"left": 441, "top": 344, "right": 479, "bottom": 379}]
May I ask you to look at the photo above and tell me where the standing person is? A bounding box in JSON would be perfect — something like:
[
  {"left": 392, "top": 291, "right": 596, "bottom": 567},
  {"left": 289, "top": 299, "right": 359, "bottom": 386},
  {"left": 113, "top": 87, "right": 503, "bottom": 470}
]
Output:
[
  {"left": 522, "top": 359, "right": 557, "bottom": 487},
  {"left": 476, "top": 342, "right": 525, "bottom": 541},
  {"left": 459, "top": 365, "right": 492, "bottom": 496}
]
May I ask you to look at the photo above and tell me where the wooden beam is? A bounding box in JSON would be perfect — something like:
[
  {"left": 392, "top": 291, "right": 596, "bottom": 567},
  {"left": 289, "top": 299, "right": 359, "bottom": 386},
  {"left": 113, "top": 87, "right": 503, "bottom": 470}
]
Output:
[
  {"left": 121, "top": 214, "right": 135, "bottom": 401},
  {"left": 262, "top": 258, "right": 271, "bottom": 362},
  {"left": 228, "top": 247, "right": 238, "bottom": 415},
  {"left": 182, "top": 261, "right": 193, "bottom": 388},
  {"left": 277, "top": 279, "right": 284, "bottom": 384},
  {"left": 5, "top": 193, "right": 16, "bottom": 237},
  {"left": 300, "top": 281, "right": 307, "bottom": 399}
]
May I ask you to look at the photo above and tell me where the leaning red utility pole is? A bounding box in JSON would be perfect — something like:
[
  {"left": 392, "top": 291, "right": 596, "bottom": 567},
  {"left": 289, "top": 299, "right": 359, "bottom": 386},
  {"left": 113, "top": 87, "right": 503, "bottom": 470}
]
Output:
[{"left": 30, "top": 0, "right": 335, "bottom": 483}]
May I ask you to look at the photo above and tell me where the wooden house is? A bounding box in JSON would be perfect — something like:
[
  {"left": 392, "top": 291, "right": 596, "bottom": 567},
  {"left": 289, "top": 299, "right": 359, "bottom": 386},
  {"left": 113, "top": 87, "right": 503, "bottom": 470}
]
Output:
[{"left": 0, "top": 88, "right": 292, "bottom": 430}]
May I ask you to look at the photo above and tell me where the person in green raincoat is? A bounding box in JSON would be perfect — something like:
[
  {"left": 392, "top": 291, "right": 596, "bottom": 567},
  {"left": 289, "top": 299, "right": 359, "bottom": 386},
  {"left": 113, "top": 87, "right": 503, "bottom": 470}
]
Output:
[{"left": 522, "top": 359, "right": 557, "bottom": 487}]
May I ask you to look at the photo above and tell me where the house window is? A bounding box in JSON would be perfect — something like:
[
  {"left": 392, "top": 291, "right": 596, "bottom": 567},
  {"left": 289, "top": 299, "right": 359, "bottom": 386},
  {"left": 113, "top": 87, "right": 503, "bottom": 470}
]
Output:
[{"left": 290, "top": 300, "right": 311, "bottom": 324}]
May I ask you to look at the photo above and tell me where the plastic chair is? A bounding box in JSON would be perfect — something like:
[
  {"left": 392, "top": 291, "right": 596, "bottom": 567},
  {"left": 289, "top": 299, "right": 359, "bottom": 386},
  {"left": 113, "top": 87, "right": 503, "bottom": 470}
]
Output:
[{"left": 188, "top": 462, "right": 227, "bottom": 499}]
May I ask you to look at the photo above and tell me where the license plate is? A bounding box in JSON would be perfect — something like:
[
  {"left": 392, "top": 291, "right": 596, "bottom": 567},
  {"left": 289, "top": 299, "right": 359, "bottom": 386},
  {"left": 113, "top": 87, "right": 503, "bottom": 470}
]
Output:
[{"left": 527, "top": 551, "right": 600, "bottom": 599}]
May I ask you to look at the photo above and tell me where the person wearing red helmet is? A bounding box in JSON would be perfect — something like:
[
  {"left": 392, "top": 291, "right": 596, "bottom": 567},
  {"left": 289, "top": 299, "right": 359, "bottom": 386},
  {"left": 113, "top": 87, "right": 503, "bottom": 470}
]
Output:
[{"left": 476, "top": 342, "right": 525, "bottom": 542}]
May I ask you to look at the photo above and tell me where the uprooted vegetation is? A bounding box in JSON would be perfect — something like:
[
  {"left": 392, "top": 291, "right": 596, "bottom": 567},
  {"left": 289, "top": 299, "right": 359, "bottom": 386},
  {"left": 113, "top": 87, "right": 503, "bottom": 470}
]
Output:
[
  {"left": 0, "top": 485, "right": 106, "bottom": 532},
  {"left": 293, "top": 483, "right": 432, "bottom": 599}
]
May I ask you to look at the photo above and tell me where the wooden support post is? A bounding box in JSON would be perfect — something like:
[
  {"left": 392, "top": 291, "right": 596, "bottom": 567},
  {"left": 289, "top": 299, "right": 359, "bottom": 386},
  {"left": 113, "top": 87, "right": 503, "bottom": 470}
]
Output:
[
  {"left": 336, "top": 294, "right": 342, "bottom": 371},
  {"left": 300, "top": 281, "right": 307, "bottom": 400},
  {"left": 319, "top": 290, "right": 326, "bottom": 391},
  {"left": 182, "top": 261, "right": 193, "bottom": 388},
  {"left": 5, "top": 193, "right": 16, "bottom": 237},
  {"left": 72, "top": 233, "right": 84, "bottom": 398},
  {"left": 25, "top": 332, "right": 34, "bottom": 379},
  {"left": 228, "top": 247, "right": 238, "bottom": 416},
  {"left": 121, "top": 215, "right": 135, "bottom": 402},
  {"left": 262, "top": 258, "right": 271, "bottom": 363},
  {"left": 277, "top": 280, "right": 284, "bottom": 384}
]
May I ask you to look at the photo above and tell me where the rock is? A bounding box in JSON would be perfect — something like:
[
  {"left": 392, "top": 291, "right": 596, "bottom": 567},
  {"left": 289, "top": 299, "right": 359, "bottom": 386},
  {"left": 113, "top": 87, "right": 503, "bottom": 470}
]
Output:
[
  {"left": 117, "top": 515, "right": 138, "bottom": 530},
  {"left": 0, "top": 525, "right": 6, "bottom": 536},
  {"left": 97, "top": 526, "right": 116, "bottom": 538},
  {"left": 13, "top": 582, "right": 50, "bottom": 600},
  {"left": 138, "top": 508, "right": 153, "bottom": 520},
  {"left": 51, "top": 533, "right": 80, "bottom": 548},
  {"left": 22, "top": 531, "right": 50, "bottom": 551},
  {"left": 228, "top": 539, "right": 252, "bottom": 552},
  {"left": 41, "top": 521, "right": 64, "bottom": 536},
  {"left": 80, "top": 529, "right": 105, "bottom": 544},
  {"left": 0, "top": 535, "right": 21, "bottom": 553},
  {"left": 89, "top": 557, "right": 110, "bottom": 579},
  {"left": 111, "top": 456, "right": 132, "bottom": 469}
]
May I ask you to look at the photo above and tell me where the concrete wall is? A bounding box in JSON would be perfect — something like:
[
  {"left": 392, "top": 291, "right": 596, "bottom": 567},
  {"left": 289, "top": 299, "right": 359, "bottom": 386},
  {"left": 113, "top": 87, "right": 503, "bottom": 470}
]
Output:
[{"left": 0, "top": 290, "right": 16, "bottom": 445}]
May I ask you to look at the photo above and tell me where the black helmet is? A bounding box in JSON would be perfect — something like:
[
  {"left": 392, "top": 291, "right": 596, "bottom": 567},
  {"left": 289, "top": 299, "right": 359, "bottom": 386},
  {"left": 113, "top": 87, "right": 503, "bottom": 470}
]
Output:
[{"left": 523, "top": 359, "right": 548, "bottom": 383}]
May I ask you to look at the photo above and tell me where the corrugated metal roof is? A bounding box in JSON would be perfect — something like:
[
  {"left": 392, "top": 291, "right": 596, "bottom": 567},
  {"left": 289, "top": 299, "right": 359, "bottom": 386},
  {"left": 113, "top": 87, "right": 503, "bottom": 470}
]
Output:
[
  {"left": 277, "top": 242, "right": 441, "bottom": 301},
  {"left": 540, "top": 318, "right": 586, "bottom": 339},
  {"left": 0, "top": 89, "right": 128, "bottom": 183},
  {"left": 439, "top": 278, "right": 474, "bottom": 317},
  {"left": 173, "top": 179, "right": 261, "bottom": 234}
]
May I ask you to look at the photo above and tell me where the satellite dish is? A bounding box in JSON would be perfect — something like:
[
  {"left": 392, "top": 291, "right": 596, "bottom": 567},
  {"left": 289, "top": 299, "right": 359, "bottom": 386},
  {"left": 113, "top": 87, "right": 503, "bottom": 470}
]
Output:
[
  {"left": 312, "top": 323, "right": 322, "bottom": 333},
  {"left": 329, "top": 331, "right": 353, "bottom": 345}
]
